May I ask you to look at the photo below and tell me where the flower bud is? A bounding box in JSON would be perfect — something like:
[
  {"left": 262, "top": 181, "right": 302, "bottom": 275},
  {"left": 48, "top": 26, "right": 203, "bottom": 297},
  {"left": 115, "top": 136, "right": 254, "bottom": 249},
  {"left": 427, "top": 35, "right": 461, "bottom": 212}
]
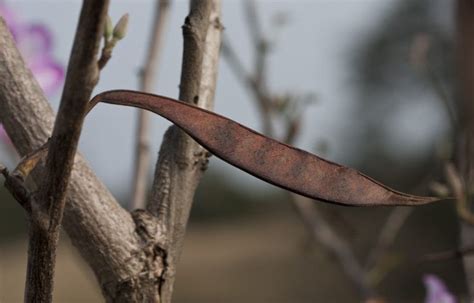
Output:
[
  {"left": 104, "top": 15, "right": 113, "bottom": 40},
  {"left": 113, "top": 13, "right": 129, "bottom": 40}
]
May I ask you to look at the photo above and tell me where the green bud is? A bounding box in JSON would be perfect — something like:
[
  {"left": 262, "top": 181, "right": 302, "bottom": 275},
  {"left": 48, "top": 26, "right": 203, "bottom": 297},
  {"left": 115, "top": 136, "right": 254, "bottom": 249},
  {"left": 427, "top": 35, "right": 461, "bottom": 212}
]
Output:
[
  {"left": 113, "top": 13, "right": 129, "bottom": 40},
  {"left": 104, "top": 15, "right": 113, "bottom": 40}
]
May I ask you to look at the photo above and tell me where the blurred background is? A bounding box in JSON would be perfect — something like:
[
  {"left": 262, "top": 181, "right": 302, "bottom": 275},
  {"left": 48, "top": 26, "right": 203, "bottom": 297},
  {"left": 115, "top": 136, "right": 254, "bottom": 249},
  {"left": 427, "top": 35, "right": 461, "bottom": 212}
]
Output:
[{"left": 0, "top": 0, "right": 464, "bottom": 302}]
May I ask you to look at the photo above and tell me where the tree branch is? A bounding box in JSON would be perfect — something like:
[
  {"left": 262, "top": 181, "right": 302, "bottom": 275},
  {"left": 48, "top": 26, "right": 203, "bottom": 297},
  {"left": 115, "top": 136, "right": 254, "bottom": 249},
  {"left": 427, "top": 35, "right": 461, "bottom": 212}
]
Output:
[
  {"left": 0, "top": 13, "right": 158, "bottom": 303},
  {"left": 147, "top": 1, "right": 222, "bottom": 301},
  {"left": 131, "top": 0, "right": 171, "bottom": 210},
  {"left": 22, "top": 2, "right": 109, "bottom": 301}
]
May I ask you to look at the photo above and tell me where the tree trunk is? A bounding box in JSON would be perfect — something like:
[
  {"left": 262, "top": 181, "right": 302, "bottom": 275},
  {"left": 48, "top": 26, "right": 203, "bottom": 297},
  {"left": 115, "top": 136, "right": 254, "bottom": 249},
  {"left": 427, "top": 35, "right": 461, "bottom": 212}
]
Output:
[{"left": 456, "top": 0, "right": 474, "bottom": 297}]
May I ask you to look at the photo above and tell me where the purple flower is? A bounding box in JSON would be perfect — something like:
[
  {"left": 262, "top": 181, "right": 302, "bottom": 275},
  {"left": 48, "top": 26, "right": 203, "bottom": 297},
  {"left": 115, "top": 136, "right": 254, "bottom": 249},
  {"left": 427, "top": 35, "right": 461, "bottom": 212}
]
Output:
[
  {"left": 0, "top": 2, "right": 64, "bottom": 144},
  {"left": 0, "top": 2, "right": 64, "bottom": 95},
  {"left": 423, "top": 274, "right": 456, "bottom": 303}
]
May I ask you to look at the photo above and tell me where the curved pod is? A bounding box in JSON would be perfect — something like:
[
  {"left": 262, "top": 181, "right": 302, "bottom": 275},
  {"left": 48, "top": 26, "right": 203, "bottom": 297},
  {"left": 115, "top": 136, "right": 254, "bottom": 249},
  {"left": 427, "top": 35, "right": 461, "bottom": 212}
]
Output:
[{"left": 90, "top": 90, "right": 439, "bottom": 207}]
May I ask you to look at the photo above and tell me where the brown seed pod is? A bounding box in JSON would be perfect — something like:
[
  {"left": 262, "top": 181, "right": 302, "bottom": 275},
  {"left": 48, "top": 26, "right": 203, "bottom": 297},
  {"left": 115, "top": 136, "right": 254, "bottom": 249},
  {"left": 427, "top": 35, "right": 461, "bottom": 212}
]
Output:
[{"left": 89, "top": 90, "right": 440, "bottom": 207}]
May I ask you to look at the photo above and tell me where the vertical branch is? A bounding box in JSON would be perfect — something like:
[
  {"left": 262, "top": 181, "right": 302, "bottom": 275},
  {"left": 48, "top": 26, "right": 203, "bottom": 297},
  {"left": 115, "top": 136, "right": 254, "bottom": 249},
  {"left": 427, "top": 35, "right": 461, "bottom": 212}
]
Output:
[
  {"left": 0, "top": 16, "right": 146, "bottom": 303},
  {"left": 244, "top": 0, "right": 267, "bottom": 88},
  {"left": 456, "top": 0, "right": 474, "bottom": 297},
  {"left": 24, "top": 1, "right": 109, "bottom": 302},
  {"left": 147, "top": 1, "right": 222, "bottom": 302},
  {"left": 131, "top": 0, "right": 171, "bottom": 210}
]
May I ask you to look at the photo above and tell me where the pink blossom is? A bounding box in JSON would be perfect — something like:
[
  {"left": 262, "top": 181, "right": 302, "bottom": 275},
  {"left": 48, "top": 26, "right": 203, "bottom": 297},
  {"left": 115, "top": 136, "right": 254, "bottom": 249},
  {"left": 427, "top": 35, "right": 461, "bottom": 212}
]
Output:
[
  {"left": 0, "top": 2, "right": 64, "bottom": 95},
  {"left": 0, "top": 2, "right": 64, "bottom": 144},
  {"left": 423, "top": 274, "right": 456, "bottom": 303}
]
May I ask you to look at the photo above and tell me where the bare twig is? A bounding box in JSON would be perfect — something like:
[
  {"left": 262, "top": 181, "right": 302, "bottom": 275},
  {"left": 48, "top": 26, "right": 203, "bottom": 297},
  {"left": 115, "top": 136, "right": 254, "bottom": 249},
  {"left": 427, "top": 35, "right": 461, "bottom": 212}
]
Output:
[
  {"left": 292, "top": 195, "right": 373, "bottom": 298},
  {"left": 421, "top": 246, "right": 474, "bottom": 262},
  {"left": 147, "top": 1, "right": 222, "bottom": 302},
  {"left": 222, "top": 36, "right": 274, "bottom": 136},
  {"left": 244, "top": 1, "right": 273, "bottom": 135},
  {"left": 445, "top": 162, "right": 474, "bottom": 224},
  {"left": 244, "top": 0, "right": 268, "bottom": 89},
  {"left": 364, "top": 207, "right": 413, "bottom": 272},
  {"left": 131, "top": 0, "right": 171, "bottom": 210}
]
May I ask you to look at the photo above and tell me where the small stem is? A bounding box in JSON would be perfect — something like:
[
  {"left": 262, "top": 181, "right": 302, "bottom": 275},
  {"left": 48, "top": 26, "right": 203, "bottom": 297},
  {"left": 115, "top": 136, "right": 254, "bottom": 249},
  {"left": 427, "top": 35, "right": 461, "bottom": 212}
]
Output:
[
  {"left": 364, "top": 207, "right": 413, "bottom": 272},
  {"left": 292, "top": 195, "right": 374, "bottom": 299},
  {"left": 221, "top": 37, "right": 274, "bottom": 136},
  {"left": 131, "top": 0, "right": 171, "bottom": 210}
]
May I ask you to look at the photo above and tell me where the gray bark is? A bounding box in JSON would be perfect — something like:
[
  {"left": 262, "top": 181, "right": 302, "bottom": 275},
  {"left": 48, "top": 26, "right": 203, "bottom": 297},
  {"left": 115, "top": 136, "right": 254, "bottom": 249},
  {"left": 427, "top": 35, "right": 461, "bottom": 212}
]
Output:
[
  {"left": 147, "top": 1, "right": 222, "bottom": 301},
  {"left": 0, "top": 17, "right": 166, "bottom": 302}
]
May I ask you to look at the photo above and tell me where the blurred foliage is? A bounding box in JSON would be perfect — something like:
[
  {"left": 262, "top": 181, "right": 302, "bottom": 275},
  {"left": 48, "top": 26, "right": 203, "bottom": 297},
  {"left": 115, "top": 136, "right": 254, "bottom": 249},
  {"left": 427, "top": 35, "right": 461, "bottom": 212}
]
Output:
[
  {"left": 350, "top": 0, "right": 454, "bottom": 189},
  {"left": 192, "top": 170, "right": 288, "bottom": 223},
  {"left": 354, "top": 0, "right": 453, "bottom": 98}
]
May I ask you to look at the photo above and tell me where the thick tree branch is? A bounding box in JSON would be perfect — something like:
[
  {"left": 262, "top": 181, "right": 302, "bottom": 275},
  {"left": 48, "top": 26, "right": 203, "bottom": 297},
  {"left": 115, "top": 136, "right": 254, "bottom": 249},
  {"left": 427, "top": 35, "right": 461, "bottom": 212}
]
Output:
[
  {"left": 131, "top": 0, "right": 171, "bottom": 210},
  {"left": 23, "top": 2, "right": 110, "bottom": 301},
  {"left": 0, "top": 15, "right": 159, "bottom": 303},
  {"left": 41, "top": 0, "right": 107, "bottom": 234},
  {"left": 147, "top": 1, "right": 222, "bottom": 301}
]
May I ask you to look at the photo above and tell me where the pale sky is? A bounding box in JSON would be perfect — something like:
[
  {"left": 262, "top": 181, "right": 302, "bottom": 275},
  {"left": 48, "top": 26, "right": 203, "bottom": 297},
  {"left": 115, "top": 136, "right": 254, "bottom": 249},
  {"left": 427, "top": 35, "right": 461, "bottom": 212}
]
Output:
[{"left": 4, "top": 0, "right": 448, "bottom": 198}]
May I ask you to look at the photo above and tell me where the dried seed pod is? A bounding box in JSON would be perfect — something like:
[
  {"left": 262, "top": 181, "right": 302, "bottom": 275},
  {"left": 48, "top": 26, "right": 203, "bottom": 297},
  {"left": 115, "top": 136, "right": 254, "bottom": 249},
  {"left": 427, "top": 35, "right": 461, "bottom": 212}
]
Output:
[{"left": 89, "top": 90, "right": 440, "bottom": 207}]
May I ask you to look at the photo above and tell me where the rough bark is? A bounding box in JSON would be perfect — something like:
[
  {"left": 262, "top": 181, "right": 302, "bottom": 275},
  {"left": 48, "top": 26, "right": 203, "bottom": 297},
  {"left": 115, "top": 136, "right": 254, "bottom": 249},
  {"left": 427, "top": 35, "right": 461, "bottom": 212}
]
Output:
[
  {"left": 22, "top": 2, "right": 109, "bottom": 302},
  {"left": 147, "top": 1, "right": 222, "bottom": 301},
  {"left": 0, "top": 15, "right": 165, "bottom": 303}
]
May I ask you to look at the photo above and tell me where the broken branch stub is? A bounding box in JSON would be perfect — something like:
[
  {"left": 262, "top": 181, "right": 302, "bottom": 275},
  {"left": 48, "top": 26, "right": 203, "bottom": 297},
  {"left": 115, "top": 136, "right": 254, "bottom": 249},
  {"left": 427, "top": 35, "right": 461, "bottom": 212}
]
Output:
[{"left": 90, "top": 89, "right": 439, "bottom": 207}]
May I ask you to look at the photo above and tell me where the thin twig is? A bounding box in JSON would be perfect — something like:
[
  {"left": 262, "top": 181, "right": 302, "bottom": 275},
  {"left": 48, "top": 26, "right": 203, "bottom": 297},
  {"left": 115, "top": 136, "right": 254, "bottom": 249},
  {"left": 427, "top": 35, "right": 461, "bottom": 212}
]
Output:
[
  {"left": 421, "top": 246, "right": 474, "bottom": 262},
  {"left": 24, "top": 2, "right": 109, "bottom": 302},
  {"left": 222, "top": 36, "right": 274, "bottom": 135},
  {"left": 444, "top": 162, "right": 474, "bottom": 224},
  {"left": 131, "top": 0, "right": 171, "bottom": 210},
  {"left": 244, "top": 0, "right": 268, "bottom": 89},
  {"left": 292, "top": 195, "right": 374, "bottom": 298},
  {"left": 244, "top": 0, "right": 273, "bottom": 135},
  {"left": 364, "top": 207, "right": 413, "bottom": 272}
]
